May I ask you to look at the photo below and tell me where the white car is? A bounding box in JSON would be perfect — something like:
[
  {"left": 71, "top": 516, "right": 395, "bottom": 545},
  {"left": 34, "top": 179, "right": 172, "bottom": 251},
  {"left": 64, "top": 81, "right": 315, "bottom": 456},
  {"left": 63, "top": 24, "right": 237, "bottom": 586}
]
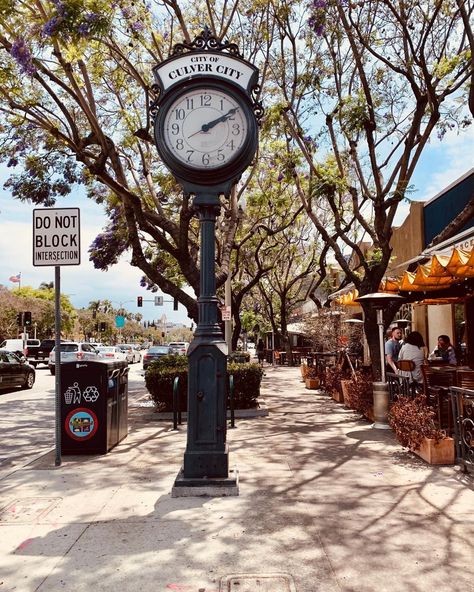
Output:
[
  {"left": 117, "top": 344, "right": 141, "bottom": 363},
  {"left": 168, "top": 341, "right": 189, "bottom": 355},
  {"left": 48, "top": 342, "right": 101, "bottom": 375},
  {"left": 95, "top": 345, "right": 129, "bottom": 362}
]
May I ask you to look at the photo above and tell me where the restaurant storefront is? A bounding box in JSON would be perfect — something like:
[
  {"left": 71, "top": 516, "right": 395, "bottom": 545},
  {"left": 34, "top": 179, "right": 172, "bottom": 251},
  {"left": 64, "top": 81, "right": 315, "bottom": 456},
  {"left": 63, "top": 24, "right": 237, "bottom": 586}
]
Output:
[{"left": 332, "top": 168, "right": 474, "bottom": 367}]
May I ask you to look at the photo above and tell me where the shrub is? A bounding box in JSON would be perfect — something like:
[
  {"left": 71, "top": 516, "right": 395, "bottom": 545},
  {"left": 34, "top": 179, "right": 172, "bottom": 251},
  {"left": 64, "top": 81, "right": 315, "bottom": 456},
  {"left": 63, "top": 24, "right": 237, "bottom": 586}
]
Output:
[
  {"left": 346, "top": 370, "right": 373, "bottom": 416},
  {"left": 147, "top": 354, "right": 188, "bottom": 371},
  {"left": 388, "top": 395, "right": 445, "bottom": 451},
  {"left": 227, "top": 362, "right": 264, "bottom": 408},
  {"left": 325, "top": 364, "right": 350, "bottom": 396},
  {"left": 229, "top": 351, "right": 251, "bottom": 363},
  {"left": 301, "top": 364, "right": 321, "bottom": 380},
  {"left": 145, "top": 360, "right": 263, "bottom": 411}
]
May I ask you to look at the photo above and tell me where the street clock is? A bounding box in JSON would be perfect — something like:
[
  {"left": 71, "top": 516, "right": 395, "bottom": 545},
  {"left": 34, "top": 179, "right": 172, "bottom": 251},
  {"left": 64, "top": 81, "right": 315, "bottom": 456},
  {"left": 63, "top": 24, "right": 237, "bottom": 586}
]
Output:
[{"left": 151, "top": 27, "right": 262, "bottom": 191}]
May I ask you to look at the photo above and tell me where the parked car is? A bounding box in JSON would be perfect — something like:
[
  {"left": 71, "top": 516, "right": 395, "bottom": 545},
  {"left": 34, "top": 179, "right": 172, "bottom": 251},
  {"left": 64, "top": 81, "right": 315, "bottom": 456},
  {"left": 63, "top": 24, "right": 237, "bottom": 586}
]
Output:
[
  {"left": 118, "top": 344, "right": 141, "bottom": 363},
  {"left": 0, "top": 338, "right": 40, "bottom": 361},
  {"left": 95, "top": 345, "right": 129, "bottom": 362},
  {"left": 143, "top": 345, "right": 172, "bottom": 370},
  {"left": 48, "top": 342, "right": 101, "bottom": 375},
  {"left": 27, "top": 339, "right": 64, "bottom": 367},
  {"left": 168, "top": 341, "right": 189, "bottom": 355},
  {"left": 0, "top": 350, "right": 35, "bottom": 390}
]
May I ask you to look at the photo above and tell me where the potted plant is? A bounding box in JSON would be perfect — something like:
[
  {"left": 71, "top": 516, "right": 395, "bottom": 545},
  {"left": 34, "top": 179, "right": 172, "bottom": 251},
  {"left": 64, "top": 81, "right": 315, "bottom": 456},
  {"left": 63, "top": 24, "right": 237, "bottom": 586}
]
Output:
[
  {"left": 388, "top": 395, "right": 454, "bottom": 464},
  {"left": 345, "top": 370, "right": 374, "bottom": 419},
  {"left": 325, "top": 364, "right": 349, "bottom": 402},
  {"left": 305, "top": 365, "right": 320, "bottom": 389}
]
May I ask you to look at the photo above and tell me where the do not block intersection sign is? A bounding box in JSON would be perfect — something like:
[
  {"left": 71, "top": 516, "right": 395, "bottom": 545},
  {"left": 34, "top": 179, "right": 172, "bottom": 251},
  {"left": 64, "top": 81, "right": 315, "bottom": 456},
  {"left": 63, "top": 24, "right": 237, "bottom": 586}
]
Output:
[{"left": 33, "top": 208, "right": 81, "bottom": 267}]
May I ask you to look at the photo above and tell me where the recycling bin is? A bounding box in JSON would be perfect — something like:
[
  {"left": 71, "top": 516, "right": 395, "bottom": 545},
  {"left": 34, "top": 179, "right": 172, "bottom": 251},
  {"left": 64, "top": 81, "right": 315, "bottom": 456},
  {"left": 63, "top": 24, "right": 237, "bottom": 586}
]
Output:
[{"left": 60, "top": 360, "right": 129, "bottom": 455}]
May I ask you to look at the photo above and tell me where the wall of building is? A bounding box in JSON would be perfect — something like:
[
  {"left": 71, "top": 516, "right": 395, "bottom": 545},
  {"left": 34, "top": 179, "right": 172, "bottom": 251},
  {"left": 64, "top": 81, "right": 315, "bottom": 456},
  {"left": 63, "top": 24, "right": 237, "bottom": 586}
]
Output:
[
  {"left": 387, "top": 201, "right": 425, "bottom": 274},
  {"left": 425, "top": 304, "right": 454, "bottom": 352}
]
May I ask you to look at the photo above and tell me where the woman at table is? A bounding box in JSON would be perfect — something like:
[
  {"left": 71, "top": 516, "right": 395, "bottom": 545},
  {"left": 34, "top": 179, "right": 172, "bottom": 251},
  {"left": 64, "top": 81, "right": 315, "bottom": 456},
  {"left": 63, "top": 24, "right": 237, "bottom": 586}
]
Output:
[
  {"left": 398, "top": 331, "right": 427, "bottom": 384},
  {"left": 429, "top": 335, "right": 457, "bottom": 365}
]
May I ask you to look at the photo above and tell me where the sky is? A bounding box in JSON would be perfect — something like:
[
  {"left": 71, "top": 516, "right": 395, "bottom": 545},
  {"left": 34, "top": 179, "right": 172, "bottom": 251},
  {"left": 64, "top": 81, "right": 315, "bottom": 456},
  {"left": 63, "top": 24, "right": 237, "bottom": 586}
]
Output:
[{"left": 1, "top": 126, "right": 473, "bottom": 323}]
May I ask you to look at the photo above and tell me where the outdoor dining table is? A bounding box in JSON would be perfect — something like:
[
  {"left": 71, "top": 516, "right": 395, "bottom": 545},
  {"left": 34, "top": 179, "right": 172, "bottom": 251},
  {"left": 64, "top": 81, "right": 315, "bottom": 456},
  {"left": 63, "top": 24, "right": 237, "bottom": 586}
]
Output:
[
  {"left": 276, "top": 351, "right": 305, "bottom": 366},
  {"left": 428, "top": 366, "right": 472, "bottom": 386}
]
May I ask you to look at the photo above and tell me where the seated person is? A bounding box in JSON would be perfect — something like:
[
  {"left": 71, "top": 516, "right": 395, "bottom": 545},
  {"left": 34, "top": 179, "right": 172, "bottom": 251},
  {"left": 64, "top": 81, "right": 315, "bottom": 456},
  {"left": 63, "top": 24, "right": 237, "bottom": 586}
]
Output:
[
  {"left": 429, "top": 335, "right": 457, "bottom": 365},
  {"left": 385, "top": 327, "right": 403, "bottom": 374},
  {"left": 397, "top": 331, "right": 426, "bottom": 384}
]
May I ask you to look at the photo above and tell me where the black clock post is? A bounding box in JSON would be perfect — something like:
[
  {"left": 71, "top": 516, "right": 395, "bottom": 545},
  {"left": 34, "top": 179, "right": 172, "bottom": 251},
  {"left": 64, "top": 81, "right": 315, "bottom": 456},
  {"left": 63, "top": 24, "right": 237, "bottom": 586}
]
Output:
[{"left": 151, "top": 28, "right": 262, "bottom": 495}]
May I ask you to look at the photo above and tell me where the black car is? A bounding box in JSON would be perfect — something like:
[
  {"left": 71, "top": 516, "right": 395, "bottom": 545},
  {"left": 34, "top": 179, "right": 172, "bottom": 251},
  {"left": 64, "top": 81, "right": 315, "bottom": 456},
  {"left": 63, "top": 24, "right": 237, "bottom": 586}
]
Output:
[
  {"left": 143, "top": 346, "right": 172, "bottom": 370},
  {"left": 0, "top": 351, "right": 36, "bottom": 390}
]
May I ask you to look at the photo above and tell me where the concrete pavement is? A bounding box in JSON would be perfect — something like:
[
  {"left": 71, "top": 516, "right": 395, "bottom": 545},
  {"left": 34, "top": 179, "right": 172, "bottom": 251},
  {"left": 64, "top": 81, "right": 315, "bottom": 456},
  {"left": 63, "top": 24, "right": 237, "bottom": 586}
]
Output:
[{"left": 1, "top": 365, "right": 473, "bottom": 592}]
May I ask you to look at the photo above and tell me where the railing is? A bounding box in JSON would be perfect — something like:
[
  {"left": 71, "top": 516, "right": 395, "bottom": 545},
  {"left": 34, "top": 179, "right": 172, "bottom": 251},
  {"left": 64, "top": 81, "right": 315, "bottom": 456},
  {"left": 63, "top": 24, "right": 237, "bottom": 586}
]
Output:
[
  {"left": 172, "top": 376, "right": 182, "bottom": 430},
  {"left": 386, "top": 372, "right": 419, "bottom": 403},
  {"left": 229, "top": 374, "right": 235, "bottom": 428},
  {"left": 450, "top": 386, "right": 474, "bottom": 474}
]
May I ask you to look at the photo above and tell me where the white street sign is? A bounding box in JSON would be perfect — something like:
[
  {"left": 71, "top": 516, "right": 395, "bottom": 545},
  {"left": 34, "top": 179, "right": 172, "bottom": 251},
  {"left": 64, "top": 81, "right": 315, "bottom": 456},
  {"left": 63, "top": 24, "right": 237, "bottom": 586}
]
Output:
[
  {"left": 33, "top": 208, "right": 80, "bottom": 266},
  {"left": 221, "top": 306, "right": 232, "bottom": 321}
]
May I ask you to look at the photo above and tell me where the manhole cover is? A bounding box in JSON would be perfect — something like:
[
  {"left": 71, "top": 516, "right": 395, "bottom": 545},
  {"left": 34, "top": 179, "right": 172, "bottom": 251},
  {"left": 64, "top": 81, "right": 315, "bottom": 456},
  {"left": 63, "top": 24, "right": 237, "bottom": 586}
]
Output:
[
  {"left": 0, "top": 497, "right": 60, "bottom": 523},
  {"left": 220, "top": 574, "right": 297, "bottom": 591}
]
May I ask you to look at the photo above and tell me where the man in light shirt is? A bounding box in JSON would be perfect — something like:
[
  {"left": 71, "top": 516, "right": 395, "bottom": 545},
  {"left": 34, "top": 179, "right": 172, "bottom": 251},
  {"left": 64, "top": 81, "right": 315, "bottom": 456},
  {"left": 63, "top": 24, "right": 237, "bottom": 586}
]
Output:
[{"left": 385, "top": 327, "right": 403, "bottom": 374}]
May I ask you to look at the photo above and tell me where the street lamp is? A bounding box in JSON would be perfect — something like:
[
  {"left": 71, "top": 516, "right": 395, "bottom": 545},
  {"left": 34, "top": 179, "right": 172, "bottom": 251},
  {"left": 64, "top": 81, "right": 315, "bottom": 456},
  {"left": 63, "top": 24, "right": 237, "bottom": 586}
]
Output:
[{"left": 355, "top": 292, "right": 406, "bottom": 429}]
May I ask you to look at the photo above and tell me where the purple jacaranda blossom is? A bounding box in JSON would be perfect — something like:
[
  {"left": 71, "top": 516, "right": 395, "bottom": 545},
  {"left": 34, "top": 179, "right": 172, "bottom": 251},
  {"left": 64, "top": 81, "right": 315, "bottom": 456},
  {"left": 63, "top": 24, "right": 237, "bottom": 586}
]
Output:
[
  {"left": 10, "top": 38, "right": 36, "bottom": 75},
  {"left": 78, "top": 23, "right": 90, "bottom": 36},
  {"left": 42, "top": 16, "right": 62, "bottom": 37},
  {"left": 52, "top": 0, "right": 68, "bottom": 16},
  {"left": 131, "top": 21, "right": 144, "bottom": 32},
  {"left": 86, "top": 12, "right": 100, "bottom": 22}
]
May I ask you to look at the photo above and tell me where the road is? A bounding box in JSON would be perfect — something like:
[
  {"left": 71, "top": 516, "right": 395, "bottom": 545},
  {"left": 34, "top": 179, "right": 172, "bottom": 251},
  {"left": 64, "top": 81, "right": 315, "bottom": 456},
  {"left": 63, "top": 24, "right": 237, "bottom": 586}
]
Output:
[{"left": 0, "top": 360, "right": 148, "bottom": 479}]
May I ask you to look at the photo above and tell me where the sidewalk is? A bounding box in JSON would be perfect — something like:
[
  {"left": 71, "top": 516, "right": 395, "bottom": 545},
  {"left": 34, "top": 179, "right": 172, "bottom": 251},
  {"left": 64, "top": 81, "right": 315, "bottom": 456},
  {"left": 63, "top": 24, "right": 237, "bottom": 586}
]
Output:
[{"left": 1, "top": 366, "right": 473, "bottom": 592}]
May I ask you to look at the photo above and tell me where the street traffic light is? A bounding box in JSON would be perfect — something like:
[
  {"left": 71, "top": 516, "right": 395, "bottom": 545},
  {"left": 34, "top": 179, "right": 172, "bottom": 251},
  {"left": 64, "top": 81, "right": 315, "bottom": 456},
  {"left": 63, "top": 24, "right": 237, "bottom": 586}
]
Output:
[
  {"left": 100, "top": 322, "right": 106, "bottom": 332},
  {"left": 173, "top": 297, "right": 178, "bottom": 311},
  {"left": 24, "top": 311, "right": 32, "bottom": 326},
  {"left": 16, "top": 312, "right": 23, "bottom": 326},
  {"left": 137, "top": 296, "right": 143, "bottom": 307}
]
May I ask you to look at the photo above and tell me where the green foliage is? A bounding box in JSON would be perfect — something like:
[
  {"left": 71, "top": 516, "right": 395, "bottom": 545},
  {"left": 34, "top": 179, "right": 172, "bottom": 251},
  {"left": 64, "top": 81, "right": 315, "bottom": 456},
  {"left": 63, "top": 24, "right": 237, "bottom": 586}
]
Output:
[
  {"left": 229, "top": 351, "right": 250, "bottom": 363},
  {"left": 388, "top": 395, "right": 445, "bottom": 451},
  {"left": 145, "top": 359, "right": 263, "bottom": 411}
]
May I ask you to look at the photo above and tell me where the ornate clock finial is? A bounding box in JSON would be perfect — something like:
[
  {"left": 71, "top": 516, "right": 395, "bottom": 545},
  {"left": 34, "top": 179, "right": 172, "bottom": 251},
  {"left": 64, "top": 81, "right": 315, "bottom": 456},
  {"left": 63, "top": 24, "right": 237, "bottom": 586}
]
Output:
[{"left": 171, "top": 27, "right": 242, "bottom": 57}]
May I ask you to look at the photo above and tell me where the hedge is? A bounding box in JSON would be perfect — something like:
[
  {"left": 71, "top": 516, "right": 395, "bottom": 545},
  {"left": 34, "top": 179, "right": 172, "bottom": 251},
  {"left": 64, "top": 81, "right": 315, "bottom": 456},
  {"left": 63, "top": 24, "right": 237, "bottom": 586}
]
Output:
[{"left": 144, "top": 358, "right": 263, "bottom": 412}]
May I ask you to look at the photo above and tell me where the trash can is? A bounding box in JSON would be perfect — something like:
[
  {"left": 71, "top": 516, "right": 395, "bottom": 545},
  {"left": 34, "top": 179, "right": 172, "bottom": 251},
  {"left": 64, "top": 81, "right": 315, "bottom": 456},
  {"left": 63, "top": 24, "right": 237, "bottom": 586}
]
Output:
[{"left": 60, "top": 360, "right": 129, "bottom": 455}]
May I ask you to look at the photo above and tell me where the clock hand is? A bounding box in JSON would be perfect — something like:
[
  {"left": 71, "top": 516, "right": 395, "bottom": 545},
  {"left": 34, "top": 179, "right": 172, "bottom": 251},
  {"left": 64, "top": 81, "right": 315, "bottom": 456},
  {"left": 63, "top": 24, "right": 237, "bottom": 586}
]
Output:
[{"left": 188, "top": 108, "right": 239, "bottom": 139}]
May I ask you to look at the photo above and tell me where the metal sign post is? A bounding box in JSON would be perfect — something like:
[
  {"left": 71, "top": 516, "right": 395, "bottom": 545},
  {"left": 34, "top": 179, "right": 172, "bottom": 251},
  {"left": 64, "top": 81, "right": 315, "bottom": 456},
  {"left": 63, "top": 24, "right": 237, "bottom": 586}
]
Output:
[{"left": 33, "top": 208, "right": 81, "bottom": 467}]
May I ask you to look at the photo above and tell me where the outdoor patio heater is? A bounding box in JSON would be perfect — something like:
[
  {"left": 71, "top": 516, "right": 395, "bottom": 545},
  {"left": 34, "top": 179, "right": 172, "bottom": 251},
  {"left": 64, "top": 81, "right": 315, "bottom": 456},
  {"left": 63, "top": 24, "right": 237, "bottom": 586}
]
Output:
[{"left": 355, "top": 292, "right": 406, "bottom": 429}]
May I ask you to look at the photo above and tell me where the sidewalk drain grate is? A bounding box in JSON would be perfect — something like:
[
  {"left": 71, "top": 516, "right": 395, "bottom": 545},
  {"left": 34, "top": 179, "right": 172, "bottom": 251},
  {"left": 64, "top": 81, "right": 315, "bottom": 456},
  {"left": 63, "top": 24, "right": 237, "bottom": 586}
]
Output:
[
  {"left": 0, "top": 497, "right": 61, "bottom": 523},
  {"left": 220, "top": 574, "right": 297, "bottom": 591}
]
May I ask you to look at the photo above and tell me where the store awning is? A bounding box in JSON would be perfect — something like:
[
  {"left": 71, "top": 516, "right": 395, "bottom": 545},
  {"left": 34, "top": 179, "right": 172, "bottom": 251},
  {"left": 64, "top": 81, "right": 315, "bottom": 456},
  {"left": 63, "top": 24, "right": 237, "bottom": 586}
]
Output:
[
  {"left": 399, "top": 246, "right": 474, "bottom": 292},
  {"left": 333, "top": 245, "right": 474, "bottom": 306}
]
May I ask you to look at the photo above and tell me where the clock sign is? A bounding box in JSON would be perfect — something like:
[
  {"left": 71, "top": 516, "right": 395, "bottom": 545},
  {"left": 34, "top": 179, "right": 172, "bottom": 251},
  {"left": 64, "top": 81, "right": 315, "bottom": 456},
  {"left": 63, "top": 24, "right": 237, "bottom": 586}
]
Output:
[{"left": 151, "top": 29, "right": 261, "bottom": 188}]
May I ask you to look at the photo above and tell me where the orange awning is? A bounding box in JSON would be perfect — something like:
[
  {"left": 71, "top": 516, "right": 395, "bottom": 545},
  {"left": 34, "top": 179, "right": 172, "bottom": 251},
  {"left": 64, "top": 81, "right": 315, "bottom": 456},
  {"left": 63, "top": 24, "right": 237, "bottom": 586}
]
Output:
[
  {"left": 334, "top": 245, "right": 474, "bottom": 306},
  {"left": 399, "top": 246, "right": 474, "bottom": 291}
]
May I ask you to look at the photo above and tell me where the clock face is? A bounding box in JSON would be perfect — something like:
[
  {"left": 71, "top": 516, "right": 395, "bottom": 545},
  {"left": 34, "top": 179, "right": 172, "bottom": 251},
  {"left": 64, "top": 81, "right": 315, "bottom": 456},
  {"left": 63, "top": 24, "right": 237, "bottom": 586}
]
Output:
[{"left": 161, "top": 87, "right": 249, "bottom": 170}]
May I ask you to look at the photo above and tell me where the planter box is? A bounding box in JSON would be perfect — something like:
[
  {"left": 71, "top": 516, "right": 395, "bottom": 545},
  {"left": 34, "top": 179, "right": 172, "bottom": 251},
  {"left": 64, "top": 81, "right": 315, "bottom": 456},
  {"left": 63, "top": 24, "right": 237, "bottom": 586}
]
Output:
[
  {"left": 331, "top": 388, "right": 344, "bottom": 403},
  {"left": 364, "top": 406, "right": 375, "bottom": 422},
  {"left": 305, "top": 378, "right": 320, "bottom": 390},
  {"left": 413, "top": 437, "right": 455, "bottom": 465},
  {"left": 340, "top": 379, "right": 351, "bottom": 407}
]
